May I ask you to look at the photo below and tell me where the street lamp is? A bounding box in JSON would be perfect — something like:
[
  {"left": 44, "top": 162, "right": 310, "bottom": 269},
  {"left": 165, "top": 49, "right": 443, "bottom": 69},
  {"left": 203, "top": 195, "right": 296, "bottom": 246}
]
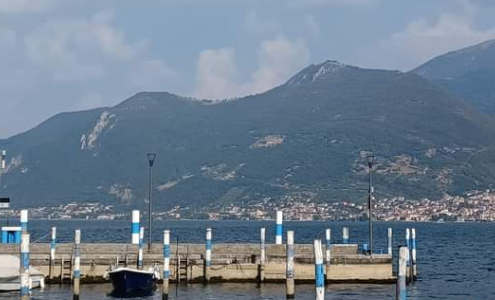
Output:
[
  {"left": 366, "top": 154, "right": 374, "bottom": 256},
  {"left": 147, "top": 153, "right": 156, "bottom": 253}
]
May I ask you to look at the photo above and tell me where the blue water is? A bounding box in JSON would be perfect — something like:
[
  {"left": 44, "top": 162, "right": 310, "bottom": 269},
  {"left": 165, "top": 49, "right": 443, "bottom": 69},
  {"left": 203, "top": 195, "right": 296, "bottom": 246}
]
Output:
[{"left": 1, "top": 220, "right": 494, "bottom": 299}]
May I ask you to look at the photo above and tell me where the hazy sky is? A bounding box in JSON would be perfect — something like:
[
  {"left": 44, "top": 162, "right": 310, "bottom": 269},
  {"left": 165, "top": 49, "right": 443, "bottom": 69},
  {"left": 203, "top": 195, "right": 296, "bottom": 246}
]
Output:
[{"left": 1, "top": 0, "right": 495, "bottom": 138}]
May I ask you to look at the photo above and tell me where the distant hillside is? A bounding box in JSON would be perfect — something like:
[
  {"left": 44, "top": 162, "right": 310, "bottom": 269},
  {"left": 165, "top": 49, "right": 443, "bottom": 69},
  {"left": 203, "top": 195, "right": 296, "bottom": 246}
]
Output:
[
  {"left": 2, "top": 60, "right": 495, "bottom": 210},
  {"left": 413, "top": 39, "right": 495, "bottom": 115}
]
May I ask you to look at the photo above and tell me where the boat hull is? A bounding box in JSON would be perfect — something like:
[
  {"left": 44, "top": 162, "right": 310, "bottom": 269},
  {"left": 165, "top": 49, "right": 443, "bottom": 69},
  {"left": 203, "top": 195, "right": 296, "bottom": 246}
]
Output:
[{"left": 108, "top": 268, "right": 156, "bottom": 296}]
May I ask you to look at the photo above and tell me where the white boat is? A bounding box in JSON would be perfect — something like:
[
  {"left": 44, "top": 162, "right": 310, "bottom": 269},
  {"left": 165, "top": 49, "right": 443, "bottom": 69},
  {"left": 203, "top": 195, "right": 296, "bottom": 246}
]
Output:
[{"left": 0, "top": 255, "right": 45, "bottom": 292}]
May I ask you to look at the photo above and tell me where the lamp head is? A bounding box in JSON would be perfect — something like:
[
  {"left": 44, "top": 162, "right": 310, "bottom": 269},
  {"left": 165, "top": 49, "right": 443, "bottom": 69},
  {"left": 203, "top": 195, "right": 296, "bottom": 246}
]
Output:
[
  {"left": 147, "top": 153, "right": 156, "bottom": 167},
  {"left": 366, "top": 154, "right": 374, "bottom": 169}
]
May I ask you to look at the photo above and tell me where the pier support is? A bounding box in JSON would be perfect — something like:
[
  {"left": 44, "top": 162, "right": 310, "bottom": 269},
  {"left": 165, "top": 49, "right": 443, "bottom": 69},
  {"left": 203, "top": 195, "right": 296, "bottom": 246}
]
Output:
[
  {"left": 131, "top": 210, "right": 140, "bottom": 244},
  {"left": 388, "top": 228, "right": 392, "bottom": 256},
  {"left": 313, "top": 239, "right": 325, "bottom": 300},
  {"left": 20, "top": 210, "right": 28, "bottom": 233},
  {"left": 325, "top": 228, "right": 331, "bottom": 281},
  {"left": 286, "top": 231, "right": 295, "bottom": 299},
  {"left": 138, "top": 227, "right": 144, "bottom": 270},
  {"left": 276, "top": 211, "right": 283, "bottom": 245},
  {"left": 411, "top": 228, "right": 417, "bottom": 281},
  {"left": 162, "top": 230, "right": 170, "bottom": 300},
  {"left": 259, "top": 227, "right": 266, "bottom": 282},
  {"left": 20, "top": 233, "right": 30, "bottom": 300},
  {"left": 49, "top": 227, "right": 56, "bottom": 281},
  {"left": 405, "top": 228, "right": 411, "bottom": 283},
  {"left": 343, "top": 227, "right": 349, "bottom": 244},
  {"left": 396, "top": 246, "right": 407, "bottom": 300},
  {"left": 73, "top": 230, "right": 81, "bottom": 300},
  {"left": 204, "top": 228, "right": 212, "bottom": 282}
]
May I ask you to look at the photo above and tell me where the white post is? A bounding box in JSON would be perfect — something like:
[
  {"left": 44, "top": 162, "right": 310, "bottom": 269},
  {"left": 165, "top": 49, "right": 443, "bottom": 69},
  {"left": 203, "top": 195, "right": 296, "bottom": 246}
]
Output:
[
  {"left": 405, "top": 228, "right": 411, "bottom": 283},
  {"left": 138, "top": 227, "right": 144, "bottom": 269},
  {"left": 20, "top": 233, "right": 30, "bottom": 299},
  {"left": 259, "top": 227, "right": 266, "bottom": 282},
  {"left": 276, "top": 211, "right": 283, "bottom": 245},
  {"left": 286, "top": 231, "right": 295, "bottom": 298},
  {"left": 73, "top": 230, "right": 81, "bottom": 300},
  {"left": 388, "top": 228, "right": 393, "bottom": 256},
  {"left": 205, "top": 228, "right": 212, "bottom": 282},
  {"left": 325, "top": 228, "right": 331, "bottom": 280},
  {"left": 20, "top": 210, "right": 28, "bottom": 233},
  {"left": 396, "top": 246, "right": 407, "bottom": 300},
  {"left": 411, "top": 228, "right": 417, "bottom": 280},
  {"left": 49, "top": 227, "right": 57, "bottom": 281},
  {"left": 313, "top": 239, "right": 325, "bottom": 300},
  {"left": 343, "top": 227, "right": 349, "bottom": 244},
  {"left": 131, "top": 210, "right": 140, "bottom": 244},
  {"left": 163, "top": 230, "right": 170, "bottom": 299}
]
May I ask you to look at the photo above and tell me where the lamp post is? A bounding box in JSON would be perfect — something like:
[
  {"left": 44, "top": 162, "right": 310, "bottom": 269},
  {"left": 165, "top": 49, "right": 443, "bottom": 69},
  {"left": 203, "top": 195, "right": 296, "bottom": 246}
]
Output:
[
  {"left": 0, "top": 150, "right": 6, "bottom": 193},
  {"left": 147, "top": 153, "right": 156, "bottom": 253},
  {"left": 367, "top": 154, "right": 374, "bottom": 257}
]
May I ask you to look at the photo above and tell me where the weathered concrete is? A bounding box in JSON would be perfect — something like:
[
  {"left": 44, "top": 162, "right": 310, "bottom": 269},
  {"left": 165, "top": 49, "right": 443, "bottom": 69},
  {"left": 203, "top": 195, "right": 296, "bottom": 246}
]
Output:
[{"left": 0, "top": 243, "right": 394, "bottom": 284}]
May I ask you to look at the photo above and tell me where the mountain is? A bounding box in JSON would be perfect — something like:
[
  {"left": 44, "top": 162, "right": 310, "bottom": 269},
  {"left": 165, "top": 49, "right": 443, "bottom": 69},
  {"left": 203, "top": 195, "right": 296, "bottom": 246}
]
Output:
[
  {"left": 413, "top": 39, "right": 495, "bottom": 115},
  {"left": 2, "top": 60, "right": 495, "bottom": 210}
]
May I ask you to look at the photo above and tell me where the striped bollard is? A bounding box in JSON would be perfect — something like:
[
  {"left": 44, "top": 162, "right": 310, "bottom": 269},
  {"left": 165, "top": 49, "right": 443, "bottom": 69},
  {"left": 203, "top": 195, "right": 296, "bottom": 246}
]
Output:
[
  {"left": 405, "top": 228, "right": 411, "bottom": 283},
  {"left": 286, "top": 231, "right": 295, "bottom": 298},
  {"left": 20, "top": 210, "right": 28, "bottom": 233},
  {"left": 276, "top": 211, "right": 283, "bottom": 245},
  {"left": 138, "top": 227, "right": 144, "bottom": 270},
  {"left": 259, "top": 227, "right": 266, "bottom": 282},
  {"left": 163, "top": 230, "right": 170, "bottom": 300},
  {"left": 396, "top": 246, "right": 407, "bottom": 300},
  {"left": 20, "top": 233, "right": 30, "bottom": 299},
  {"left": 411, "top": 228, "right": 417, "bottom": 280},
  {"left": 388, "top": 228, "right": 393, "bottom": 256},
  {"left": 313, "top": 239, "right": 325, "bottom": 300},
  {"left": 49, "top": 227, "right": 57, "bottom": 281},
  {"left": 131, "top": 210, "right": 140, "bottom": 244},
  {"left": 343, "top": 227, "right": 349, "bottom": 244},
  {"left": 73, "top": 230, "right": 81, "bottom": 300},
  {"left": 205, "top": 228, "right": 212, "bottom": 282},
  {"left": 325, "top": 229, "right": 331, "bottom": 280}
]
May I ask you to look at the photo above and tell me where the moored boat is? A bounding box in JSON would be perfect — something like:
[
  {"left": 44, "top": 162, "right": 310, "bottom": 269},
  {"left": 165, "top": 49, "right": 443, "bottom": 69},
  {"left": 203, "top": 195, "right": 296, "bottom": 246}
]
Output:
[
  {"left": 0, "top": 255, "right": 45, "bottom": 292},
  {"left": 106, "top": 267, "right": 159, "bottom": 296}
]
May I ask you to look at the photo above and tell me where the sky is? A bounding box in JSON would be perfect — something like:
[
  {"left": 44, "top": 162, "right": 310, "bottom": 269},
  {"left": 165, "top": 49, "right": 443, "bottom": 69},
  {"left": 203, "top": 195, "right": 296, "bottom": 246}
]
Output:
[{"left": 1, "top": 0, "right": 495, "bottom": 138}]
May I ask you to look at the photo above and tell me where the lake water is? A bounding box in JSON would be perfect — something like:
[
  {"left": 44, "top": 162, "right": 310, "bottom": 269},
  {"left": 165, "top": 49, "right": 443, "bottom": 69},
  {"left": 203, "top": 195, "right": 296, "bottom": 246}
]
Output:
[{"left": 1, "top": 220, "right": 494, "bottom": 299}]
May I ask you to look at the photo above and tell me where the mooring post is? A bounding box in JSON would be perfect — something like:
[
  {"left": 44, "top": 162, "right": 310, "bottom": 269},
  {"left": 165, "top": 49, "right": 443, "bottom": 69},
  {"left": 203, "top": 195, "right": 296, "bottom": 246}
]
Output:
[
  {"left": 286, "top": 231, "right": 295, "bottom": 298},
  {"left": 276, "top": 211, "right": 283, "bottom": 245},
  {"left": 20, "top": 209, "right": 28, "bottom": 233},
  {"left": 205, "top": 228, "right": 212, "bottom": 282},
  {"left": 343, "top": 227, "right": 349, "bottom": 244},
  {"left": 49, "top": 227, "right": 57, "bottom": 282},
  {"left": 20, "top": 233, "right": 30, "bottom": 300},
  {"left": 137, "top": 227, "right": 144, "bottom": 270},
  {"left": 73, "top": 229, "right": 81, "bottom": 300},
  {"left": 259, "top": 227, "right": 266, "bottom": 282},
  {"left": 396, "top": 246, "right": 407, "bottom": 300},
  {"left": 313, "top": 239, "right": 325, "bottom": 300},
  {"left": 411, "top": 228, "right": 417, "bottom": 281},
  {"left": 405, "top": 228, "right": 411, "bottom": 283},
  {"left": 131, "top": 210, "right": 140, "bottom": 244},
  {"left": 325, "top": 228, "right": 331, "bottom": 281},
  {"left": 388, "top": 228, "right": 393, "bottom": 256},
  {"left": 162, "top": 230, "right": 170, "bottom": 300}
]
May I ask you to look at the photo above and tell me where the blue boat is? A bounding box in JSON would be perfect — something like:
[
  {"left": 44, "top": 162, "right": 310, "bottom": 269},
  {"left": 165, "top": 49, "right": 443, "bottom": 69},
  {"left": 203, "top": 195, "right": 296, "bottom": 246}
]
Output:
[{"left": 107, "top": 267, "right": 158, "bottom": 296}]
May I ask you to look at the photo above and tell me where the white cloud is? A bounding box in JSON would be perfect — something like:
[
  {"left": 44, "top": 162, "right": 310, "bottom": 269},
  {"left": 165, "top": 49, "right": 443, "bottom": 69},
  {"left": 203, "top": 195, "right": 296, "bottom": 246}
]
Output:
[
  {"left": 0, "top": 0, "right": 59, "bottom": 13},
  {"left": 363, "top": 1, "right": 495, "bottom": 70},
  {"left": 194, "top": 36, "right": 310, "bottom": 100},
  {"left": 244, "top": 11, "right": 280, "bottom": 36}
]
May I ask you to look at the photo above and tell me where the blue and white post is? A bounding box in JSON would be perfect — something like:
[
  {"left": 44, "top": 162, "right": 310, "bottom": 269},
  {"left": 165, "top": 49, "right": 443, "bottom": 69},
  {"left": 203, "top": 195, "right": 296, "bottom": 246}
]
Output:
[
  {"left": 259, "top": 227, "right": 266, "bottom": 282},
  {"left": 388, "top": 228, "right": 393, "bottom": 256},
  {"left": 131, "top": 210, "right": 140, "bottom": 244},
  {"left": 162, "top": 230, "right": 170, "bottom": 300},
  {"left": 138, "top": 227, "right": 144, "bottom": 270},
  {"left": 73, "top": 229, "right": 81, "bottom": 300},
  {"left": 20, "top": 233, "right": 30, "bottom": 299},
  {"left": 396, "top": 246, "right": 407, "bottom": 300},
  {"left": 405, "top": 228, "right": 411, "bottom": 283},
  {"left": 411, "top": 228, "right": 417, "bottom": 281},
  {"left": 313, "top": 239, "right": 325, "bottom": 300},
  {"left": 325, "top": 228, "right": 331, "bottom": 280},
  {"left": 20, "top": 210, "right": 28, "bottom": 233},
  {"left": 49, "top": 227, "right": 57, "bottom": 281},
  {"left": 343, "top": 227, "right": 349, "bottom": 244},
  {"left": 276, "top": 211, "right": 283, "bottom": 245},
  {"left": 286, "top": 231, "right": 295, "bottom": 298},
  {"left": 205, "top": 228, "right": 212, "bottom": 282}
]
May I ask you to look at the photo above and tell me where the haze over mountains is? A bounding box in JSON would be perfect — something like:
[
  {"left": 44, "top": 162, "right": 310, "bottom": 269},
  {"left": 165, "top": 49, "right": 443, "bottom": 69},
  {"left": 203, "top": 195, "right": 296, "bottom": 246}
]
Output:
[{"left": 2, "top": 41, "right": 495, "bottom": 210}]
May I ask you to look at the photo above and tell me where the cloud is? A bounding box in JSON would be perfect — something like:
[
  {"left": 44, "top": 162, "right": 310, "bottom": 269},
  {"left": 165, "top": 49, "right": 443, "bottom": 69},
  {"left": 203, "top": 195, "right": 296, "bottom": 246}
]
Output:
[
  {"left": 303, "top": 14, "right": 321, "bottom": 38},
  {"left": 128, "top": 60, "right": 179, "bottom": 91},
  {"left": 363, "top": 1, "right": 495, "bottom": 70},
  {"left": 0, "top": 0, "right": 59, "bottom": 13},
  {"left": 244, "top": 11, "right": 280, "bottom": 36},
  {"left": 194, "top": 36, "right": 310, "bottom": 100}
]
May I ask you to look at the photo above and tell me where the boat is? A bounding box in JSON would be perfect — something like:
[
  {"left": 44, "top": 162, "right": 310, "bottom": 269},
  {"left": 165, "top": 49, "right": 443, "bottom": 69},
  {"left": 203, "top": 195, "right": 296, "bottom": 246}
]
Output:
[
  {"left": 0, "top": 255, "right": 45, "bottom": 292},
  {"left": 105, "top": 266, "right": 159, "bottom": 296}
]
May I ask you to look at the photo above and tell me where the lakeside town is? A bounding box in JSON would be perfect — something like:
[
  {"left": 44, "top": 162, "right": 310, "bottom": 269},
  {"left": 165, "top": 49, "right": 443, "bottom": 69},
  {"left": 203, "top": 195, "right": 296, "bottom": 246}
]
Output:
[{"left": 1, "top": 189, "right": 494, "bottom": 222}]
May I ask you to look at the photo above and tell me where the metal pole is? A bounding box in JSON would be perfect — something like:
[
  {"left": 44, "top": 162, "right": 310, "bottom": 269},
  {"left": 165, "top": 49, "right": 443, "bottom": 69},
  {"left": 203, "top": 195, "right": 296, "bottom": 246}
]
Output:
[
  {"left": 368, "top": 164, "right": 373, "bottom": 256},
  {"left": 148, "top": 164, "right": 153, "bottom": 252}
]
